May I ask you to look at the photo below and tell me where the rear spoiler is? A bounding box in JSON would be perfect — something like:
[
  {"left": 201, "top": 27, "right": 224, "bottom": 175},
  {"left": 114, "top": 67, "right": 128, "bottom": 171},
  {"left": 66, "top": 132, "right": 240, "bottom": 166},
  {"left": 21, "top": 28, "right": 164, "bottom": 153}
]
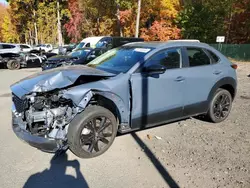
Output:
[{"left": 168, "top": 39, "right": 200, "bottom": 43}]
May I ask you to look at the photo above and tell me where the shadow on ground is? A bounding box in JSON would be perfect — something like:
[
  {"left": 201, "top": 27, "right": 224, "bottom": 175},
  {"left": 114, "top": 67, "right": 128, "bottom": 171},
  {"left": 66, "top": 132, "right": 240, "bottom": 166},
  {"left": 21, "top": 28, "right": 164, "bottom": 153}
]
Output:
[
  {"left": 131, "top": 132, "right": 180, "bottom": 188},
  {"left": 23, "top": 153, "right": 89, "bottom": 188}
]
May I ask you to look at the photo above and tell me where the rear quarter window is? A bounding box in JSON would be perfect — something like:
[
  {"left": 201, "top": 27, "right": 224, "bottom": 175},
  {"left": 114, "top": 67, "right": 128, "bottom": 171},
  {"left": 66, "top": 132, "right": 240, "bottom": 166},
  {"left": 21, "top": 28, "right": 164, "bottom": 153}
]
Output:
[
  {"left": 186, "top": 47, "right": 211, "bottom": 67},
  {"left": 20, "top": 45, "right": 30, "bottom": 49},
  {"left": 207, "top": 50, "right": 220, "bottom": 63}
]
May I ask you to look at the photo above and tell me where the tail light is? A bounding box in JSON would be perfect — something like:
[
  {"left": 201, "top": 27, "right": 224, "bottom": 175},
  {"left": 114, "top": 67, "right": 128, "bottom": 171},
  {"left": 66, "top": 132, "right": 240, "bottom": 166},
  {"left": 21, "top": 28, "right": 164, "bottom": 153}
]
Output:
[{"left": 231, "top": 64, "right": 238, "bottom": 69}]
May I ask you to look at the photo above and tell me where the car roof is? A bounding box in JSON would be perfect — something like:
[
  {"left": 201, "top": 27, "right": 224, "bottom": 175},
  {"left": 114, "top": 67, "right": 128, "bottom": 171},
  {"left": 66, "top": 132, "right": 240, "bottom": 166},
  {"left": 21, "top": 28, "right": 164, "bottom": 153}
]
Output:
[
  {"left": 81, "top": 36, "right": 104, "bottom": 43},
  {"left": 124, "top": 40, "right": 211, "bottom": 49}
]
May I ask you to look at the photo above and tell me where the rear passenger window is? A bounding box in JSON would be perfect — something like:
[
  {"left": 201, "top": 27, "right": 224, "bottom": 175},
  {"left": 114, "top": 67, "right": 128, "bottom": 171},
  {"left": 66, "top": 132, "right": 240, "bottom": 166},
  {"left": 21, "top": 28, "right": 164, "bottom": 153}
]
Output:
[
  {"left": 145, "top": 48, "right": 181, "bottom": 69},
  {"left": 85, "top": 43, "right": 90, "bottom": 47},
  {"left": 2, "top": 44, "right": 15, "bottom": 49},
  {"left": 20, "top": 45, "right": 30, "bottom": 49},
  {"left": 187, "top": 48, "right": 211, "bottom": 67},
  {"left": 207, "top": 50, "right": 220, "bottom": 63}
]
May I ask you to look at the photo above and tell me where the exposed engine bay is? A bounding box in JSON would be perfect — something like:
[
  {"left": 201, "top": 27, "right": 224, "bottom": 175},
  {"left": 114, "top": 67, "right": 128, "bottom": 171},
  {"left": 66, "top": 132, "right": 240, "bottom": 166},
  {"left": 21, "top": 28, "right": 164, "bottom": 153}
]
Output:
[{"left": 23, "top": 91, "right": 78, "bottom": 141}]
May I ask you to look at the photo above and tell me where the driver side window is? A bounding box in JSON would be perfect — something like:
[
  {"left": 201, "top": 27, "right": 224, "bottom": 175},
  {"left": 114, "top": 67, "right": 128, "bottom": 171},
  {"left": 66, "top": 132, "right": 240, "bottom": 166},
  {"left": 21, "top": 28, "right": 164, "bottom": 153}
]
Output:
[{"left": 144, "top": 48, "right": 182, "bottom": 69}]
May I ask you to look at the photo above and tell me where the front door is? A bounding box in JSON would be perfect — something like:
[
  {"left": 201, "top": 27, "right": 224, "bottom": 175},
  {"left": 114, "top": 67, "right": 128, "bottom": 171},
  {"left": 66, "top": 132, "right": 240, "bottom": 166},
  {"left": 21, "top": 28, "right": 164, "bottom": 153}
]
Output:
[{"left": 130, "top": 47, "right": 185, "bottom": 129}]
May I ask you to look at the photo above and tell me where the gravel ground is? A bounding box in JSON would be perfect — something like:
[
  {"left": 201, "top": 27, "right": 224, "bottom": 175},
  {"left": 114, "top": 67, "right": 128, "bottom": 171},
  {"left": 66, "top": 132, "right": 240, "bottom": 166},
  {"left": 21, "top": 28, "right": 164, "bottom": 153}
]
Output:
[{"left": 0, "top": 63, "right": 249, "bottom": 188}]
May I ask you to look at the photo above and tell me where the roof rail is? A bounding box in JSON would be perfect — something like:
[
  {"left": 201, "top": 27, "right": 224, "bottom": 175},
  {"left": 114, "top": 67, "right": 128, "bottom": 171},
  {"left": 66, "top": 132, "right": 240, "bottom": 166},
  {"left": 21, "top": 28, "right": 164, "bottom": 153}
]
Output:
[{"left": 168, "top": 39, "right": 200, "bottom": 43}]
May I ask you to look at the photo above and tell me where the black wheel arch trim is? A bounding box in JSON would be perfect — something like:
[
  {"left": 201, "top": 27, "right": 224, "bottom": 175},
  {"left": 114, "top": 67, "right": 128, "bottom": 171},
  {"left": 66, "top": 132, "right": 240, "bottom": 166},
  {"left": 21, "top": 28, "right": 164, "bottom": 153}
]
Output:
[{"left": 208, "top": 77, "right": 237, "bottom": 102}]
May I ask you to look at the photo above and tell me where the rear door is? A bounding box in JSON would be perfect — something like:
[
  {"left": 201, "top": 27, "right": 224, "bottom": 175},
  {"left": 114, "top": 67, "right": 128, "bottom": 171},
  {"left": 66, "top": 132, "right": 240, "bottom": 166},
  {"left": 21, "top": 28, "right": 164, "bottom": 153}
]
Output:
[
  {"left": 182, "top": 47, "right": 223, "bottom": 116},
  {"left": 130, "top": 47, "right": 186, "bottom": 129}
]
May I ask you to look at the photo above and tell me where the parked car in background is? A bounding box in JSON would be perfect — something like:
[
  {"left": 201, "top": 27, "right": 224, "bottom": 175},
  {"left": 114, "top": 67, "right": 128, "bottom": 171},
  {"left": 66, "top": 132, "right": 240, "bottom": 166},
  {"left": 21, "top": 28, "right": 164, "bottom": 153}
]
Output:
[
  {"left": 19, "top": 44, "right": 33, "bottom": 53},
  {"left": 29, "top": 49, "right": 57, "bottom": 59},
  {"left": 0, "top": 52, "right": 47, "bottom": 70},
  {"left": 73, "top": 36, "right": 144, "bottom": 52},
  {"left": 51, "top": 47, "right": 67, "bottom": 55},
  {"left": 11, "top": 41, "right": 237, "bottom": 158},
  {"left": 33, "top": 44, "right": 53, "bottom": 52},
  {"left": 64, "top": 44, "right": 77, "bottom": 53},
  {"left": 42, "top": 47, "right": 106, "bottom": 70},
  {"left": 95, "top": 37, "right": 144, "bottom": 50},
  {"left": 0, "top": 53, "right": 25, "bottom": 69},
  {"left": 73, "top": 37, "right": 104, "bottom": 51},
  {"left": 0, "top": 43, "right": 21, "bottom": 54}
]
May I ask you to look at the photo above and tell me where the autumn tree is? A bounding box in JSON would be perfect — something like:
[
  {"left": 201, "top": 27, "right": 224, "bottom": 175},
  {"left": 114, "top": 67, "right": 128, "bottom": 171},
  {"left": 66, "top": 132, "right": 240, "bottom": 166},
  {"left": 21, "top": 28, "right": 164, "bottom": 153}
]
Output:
[
  {"left": 64, "top": 0, "right": 84, "bottom": 43},
  {"left": 224, "top": 0, "right": 250, "bottom": 43},
  {"left": 1, "top": 13, "right": 19, "bottom": 43},
  {"left": 118, "top": 0, "right": 181, "bottom": 40},
  {"left": 0, "top": 3, "right": 8, "bottom": 41}
]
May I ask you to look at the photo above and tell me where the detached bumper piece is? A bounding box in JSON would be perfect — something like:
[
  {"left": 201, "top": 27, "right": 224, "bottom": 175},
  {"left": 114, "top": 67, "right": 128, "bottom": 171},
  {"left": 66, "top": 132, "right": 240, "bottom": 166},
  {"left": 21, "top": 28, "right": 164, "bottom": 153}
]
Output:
[{"left": 12, "top": 114, "right": 63, "bottom": 153}]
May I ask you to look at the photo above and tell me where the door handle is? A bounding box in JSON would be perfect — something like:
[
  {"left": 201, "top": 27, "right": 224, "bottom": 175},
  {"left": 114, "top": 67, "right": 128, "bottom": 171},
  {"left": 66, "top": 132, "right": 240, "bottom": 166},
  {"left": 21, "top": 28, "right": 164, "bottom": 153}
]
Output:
[
  {"left": 175, "top": 76, "right": 185, "bottom": 82},
  {"left": 213, "top": 71, "right": 222, "bottom": 75}
]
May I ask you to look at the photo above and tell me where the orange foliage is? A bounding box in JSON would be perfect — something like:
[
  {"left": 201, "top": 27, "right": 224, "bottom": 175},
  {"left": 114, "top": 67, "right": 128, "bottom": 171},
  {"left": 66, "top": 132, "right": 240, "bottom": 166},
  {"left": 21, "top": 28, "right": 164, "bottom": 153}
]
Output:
[{"left": 140, "top": 21, "right": 181, "bottom": 41}]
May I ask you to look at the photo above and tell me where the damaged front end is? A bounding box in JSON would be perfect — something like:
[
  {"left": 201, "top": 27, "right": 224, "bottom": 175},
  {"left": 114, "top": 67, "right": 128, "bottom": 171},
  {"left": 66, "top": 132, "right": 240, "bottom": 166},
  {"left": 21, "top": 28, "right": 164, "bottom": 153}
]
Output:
[
  {"left": 11, "top": 66, "right": 129, "bottom": 154},
  {"left": 12, "top": 90, "right": 79, "bottom": 152}
]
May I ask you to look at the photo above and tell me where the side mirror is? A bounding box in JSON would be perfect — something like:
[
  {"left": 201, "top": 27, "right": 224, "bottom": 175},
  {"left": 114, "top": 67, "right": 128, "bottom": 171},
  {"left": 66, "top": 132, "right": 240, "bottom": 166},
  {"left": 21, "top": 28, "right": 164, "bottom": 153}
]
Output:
[
  {"left": 87, "top": 54, "right": 96, "bottom": 61},
  {"left": 144, "top": 64, "right": 166, "bottom": 75}
]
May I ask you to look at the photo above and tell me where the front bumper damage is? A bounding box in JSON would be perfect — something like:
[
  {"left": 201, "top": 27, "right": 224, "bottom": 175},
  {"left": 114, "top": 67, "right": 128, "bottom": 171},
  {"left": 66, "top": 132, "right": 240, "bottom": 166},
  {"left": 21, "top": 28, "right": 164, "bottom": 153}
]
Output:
[{"left": 12, "top": 105, "right": 65, "bottom": 153}]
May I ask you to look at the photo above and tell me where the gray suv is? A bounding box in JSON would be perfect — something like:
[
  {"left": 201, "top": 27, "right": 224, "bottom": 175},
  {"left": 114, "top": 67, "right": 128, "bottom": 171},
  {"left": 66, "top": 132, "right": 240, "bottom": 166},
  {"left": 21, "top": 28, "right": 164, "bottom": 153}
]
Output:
[{"left": 11, "top": 41, "right": 237, "bottom": 158}]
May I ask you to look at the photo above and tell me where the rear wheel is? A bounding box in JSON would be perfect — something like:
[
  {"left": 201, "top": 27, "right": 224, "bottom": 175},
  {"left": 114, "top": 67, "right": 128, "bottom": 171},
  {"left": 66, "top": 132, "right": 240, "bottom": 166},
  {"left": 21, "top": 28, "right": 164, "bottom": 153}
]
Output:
[
  {"left": 207, "top": 88, "right": 232, "bottom": 123},
  {"left": 68, "top": 105, "right": 117, "bottom": 158},
  {"left": 6, "top": 60, "right": 21, "bottom": 70}
]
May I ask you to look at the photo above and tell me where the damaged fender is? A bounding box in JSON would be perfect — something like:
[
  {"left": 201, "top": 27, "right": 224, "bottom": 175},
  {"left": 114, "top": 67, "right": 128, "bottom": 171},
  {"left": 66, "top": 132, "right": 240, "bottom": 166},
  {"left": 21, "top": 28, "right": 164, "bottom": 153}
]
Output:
[{"left": 63, "top": 88, "right": 129, "bottom": 124}]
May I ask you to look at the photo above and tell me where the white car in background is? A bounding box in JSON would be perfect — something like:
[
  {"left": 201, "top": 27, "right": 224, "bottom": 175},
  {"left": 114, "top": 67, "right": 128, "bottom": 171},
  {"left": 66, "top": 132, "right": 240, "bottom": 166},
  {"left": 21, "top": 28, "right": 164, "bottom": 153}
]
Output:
[
  {"left": 0, "top": 43, "right": 21, "bottom": 54},
  {"left": 73, "top": 36, "right": 104, "bottom": 51},
  {"left": 33, "top": 44, "right": 53, "bottom": 52},
  {"left": 19, "top": 44, "right": 33, "bottom": 52}
]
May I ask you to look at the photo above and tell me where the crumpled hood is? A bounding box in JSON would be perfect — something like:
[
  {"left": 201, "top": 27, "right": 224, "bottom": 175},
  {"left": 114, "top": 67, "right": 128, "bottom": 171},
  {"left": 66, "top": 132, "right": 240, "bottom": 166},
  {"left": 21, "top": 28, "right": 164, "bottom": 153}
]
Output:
[{"left": 11, "top": 65, "right": 115, "bottom": 95}]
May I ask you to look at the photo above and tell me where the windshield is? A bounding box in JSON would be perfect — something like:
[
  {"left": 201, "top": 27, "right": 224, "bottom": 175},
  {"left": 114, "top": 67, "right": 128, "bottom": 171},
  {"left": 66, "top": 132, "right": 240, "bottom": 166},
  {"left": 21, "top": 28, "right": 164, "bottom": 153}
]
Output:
[
  {"left": 87, "top": 46, "right": 153, "bottom": 74},
  {"left": 96, "top": 40, "right": 108, "bottom": 48},
  {"left": 68, "top": 49, "right": 91, "bottom": 58},
  {"left": 75, "top": 42, "right": 86, "bottom": 49}
]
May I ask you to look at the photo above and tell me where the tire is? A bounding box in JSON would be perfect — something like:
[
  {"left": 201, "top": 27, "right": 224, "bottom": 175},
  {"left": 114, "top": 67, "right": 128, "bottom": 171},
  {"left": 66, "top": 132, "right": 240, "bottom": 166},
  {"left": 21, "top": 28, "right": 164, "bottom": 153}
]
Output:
[
  {"left": 206, "top": 88, "right": 232, "bottom": 123},
  {"left": 68, "top": 105, "right": 117, "bottom": 158},
  {"left": 6, "top": 60, "right": 21, "bottom": 70}
]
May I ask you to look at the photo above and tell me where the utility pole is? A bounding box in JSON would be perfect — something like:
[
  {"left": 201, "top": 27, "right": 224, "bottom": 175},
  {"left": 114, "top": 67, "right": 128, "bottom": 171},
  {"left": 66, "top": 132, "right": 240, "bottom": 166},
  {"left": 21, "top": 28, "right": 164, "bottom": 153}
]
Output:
[
  {"left": 116, "top": 3, "right": 123, "bottom": 37},
  {"left": 57, "top": 0, "right": 63, "bottom": 46},
  {"left": 135, "top": 0, "right": 141, "bottom": 38},
  {"left": 33, "top": 10, "right": 38, "bottom": 45}
]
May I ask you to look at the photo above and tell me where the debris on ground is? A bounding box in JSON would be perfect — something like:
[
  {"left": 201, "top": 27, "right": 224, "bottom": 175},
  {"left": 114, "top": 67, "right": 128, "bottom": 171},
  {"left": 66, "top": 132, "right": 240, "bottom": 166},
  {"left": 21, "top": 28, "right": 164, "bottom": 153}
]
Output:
[
  {"left": 154, "top": 136, "right": 162, "bottom": 140},
  {"left": 147, "top": 134, "right": 152, "bottom": 140}
]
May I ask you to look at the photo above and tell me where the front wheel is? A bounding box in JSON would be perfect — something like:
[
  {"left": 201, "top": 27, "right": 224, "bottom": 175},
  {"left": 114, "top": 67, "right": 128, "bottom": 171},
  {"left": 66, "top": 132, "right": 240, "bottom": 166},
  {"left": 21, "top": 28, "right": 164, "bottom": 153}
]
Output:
[
  {"left": 206, "top": 88, "right": 232, "bottom": 123},
  {"left": 67, "top": 105, "right": 117, "bottom": 158},
  {"left": 6, "top": 60, "right": 21, "bottom": 70}
]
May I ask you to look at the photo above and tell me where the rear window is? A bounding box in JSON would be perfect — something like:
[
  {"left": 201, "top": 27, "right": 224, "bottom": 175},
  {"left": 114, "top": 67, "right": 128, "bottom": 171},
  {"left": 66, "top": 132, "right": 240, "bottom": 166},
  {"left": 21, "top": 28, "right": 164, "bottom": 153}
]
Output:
[
  {"left": 2, "top": 44, "right": 16, "bottom": 49},
  {"left": 20, "top": 45, "right": 30, "bottom": 49}
]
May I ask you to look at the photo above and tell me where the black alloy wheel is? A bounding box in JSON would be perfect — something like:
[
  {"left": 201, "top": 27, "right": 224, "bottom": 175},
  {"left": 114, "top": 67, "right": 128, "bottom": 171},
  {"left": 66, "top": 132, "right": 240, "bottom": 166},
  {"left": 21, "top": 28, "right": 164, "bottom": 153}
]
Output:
[
  {"left": 68, "top": 105, "right": 117, "bottom": 158},
  {"left": 80, "top": 116, "right": 113, "bottom": 153},
  {"left": 207, "top": 88, "right": 232, "bottom": 123},
  {"left": 213, "top": 94, "right": 231, "bottom": 120}
]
